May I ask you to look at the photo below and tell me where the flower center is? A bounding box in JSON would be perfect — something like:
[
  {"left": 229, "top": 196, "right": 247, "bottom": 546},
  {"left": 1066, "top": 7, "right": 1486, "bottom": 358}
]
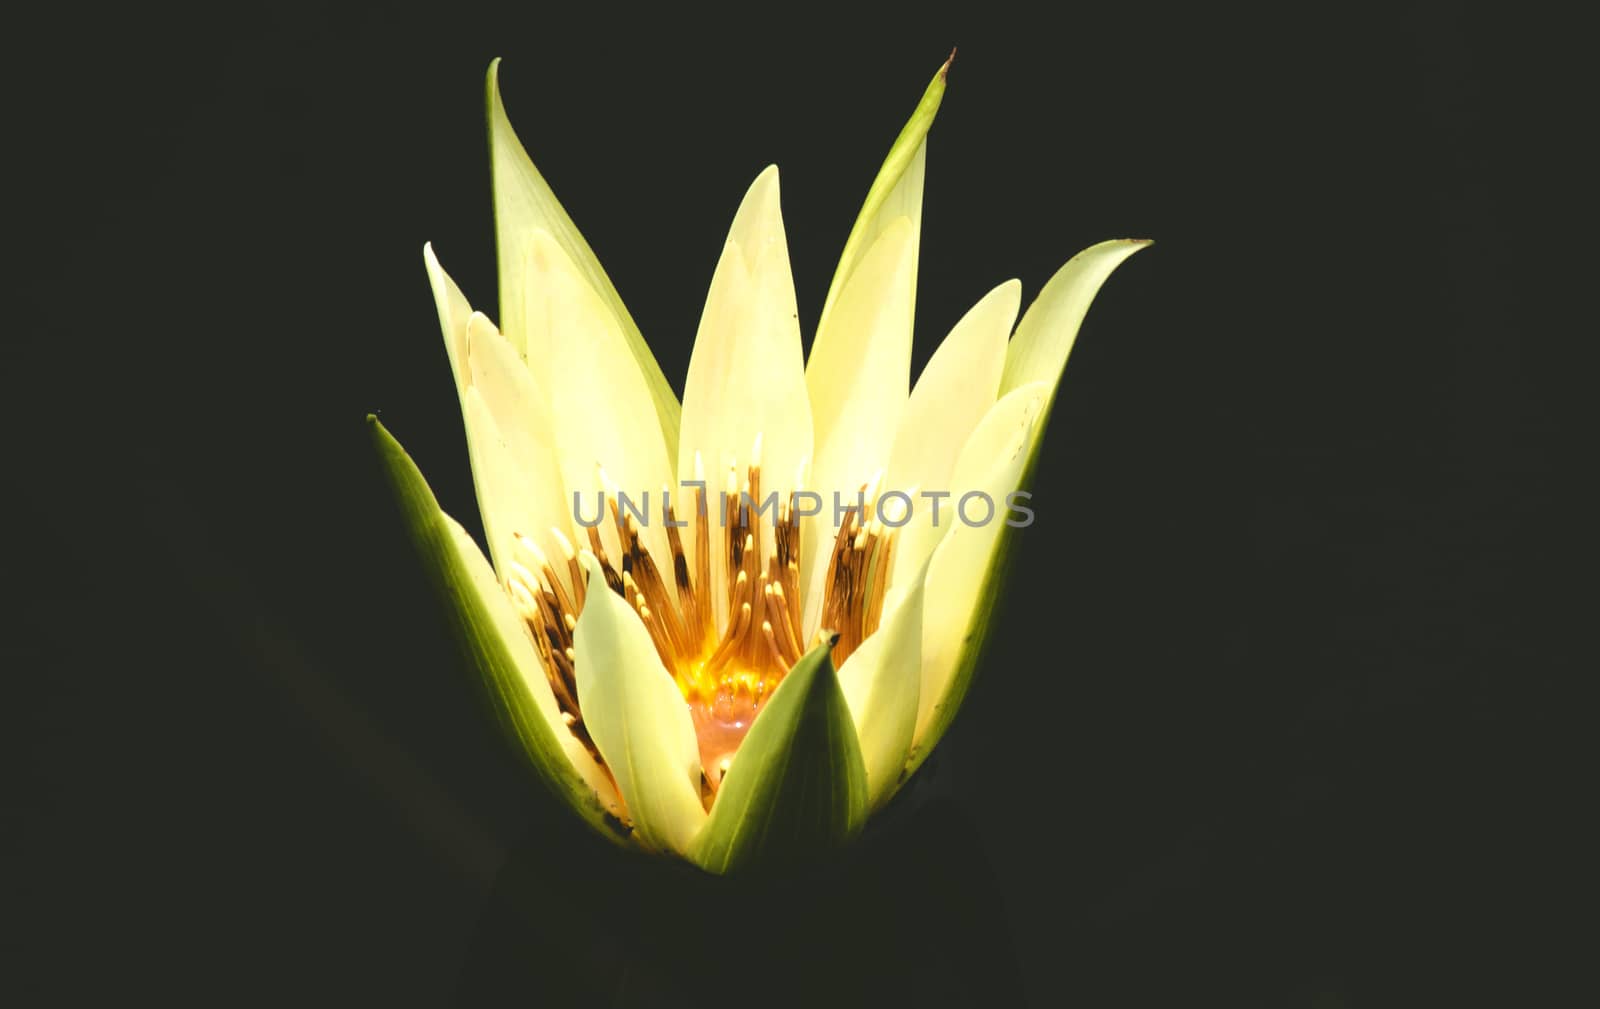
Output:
[{"left": 504, "top": 450, "right": 897, "bottom": 799}]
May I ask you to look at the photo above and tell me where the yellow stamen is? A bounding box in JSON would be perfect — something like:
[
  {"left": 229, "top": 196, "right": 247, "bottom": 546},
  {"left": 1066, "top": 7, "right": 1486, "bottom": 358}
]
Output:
[{"left": 505, "top": 453, "right": 898, "bottom": 797}]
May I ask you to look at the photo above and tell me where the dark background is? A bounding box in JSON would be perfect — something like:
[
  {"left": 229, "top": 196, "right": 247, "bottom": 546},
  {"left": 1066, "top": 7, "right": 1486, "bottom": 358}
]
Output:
[{"left": 6, "top": 4, "right": 1582, "bottom": 1006}]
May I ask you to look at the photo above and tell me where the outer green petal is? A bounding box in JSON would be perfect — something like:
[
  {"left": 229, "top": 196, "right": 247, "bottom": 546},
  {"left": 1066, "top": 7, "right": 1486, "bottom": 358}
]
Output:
[
  {"left": 367, "top": 416, "right": 626, "bottom": 843},
  {"left": 801, "top": 55, "right": 950, "bottom": 631},
  {"left": 815, "top": 53, "right": 950, "bottom": 329},
  {"left": 572, "top": 553, "right": 708, "bottom": 856},
  {"left": 690, "top": 639, "right": 868, "bottom": 874},
  {"left": 905, "top": 240, "right": 1150, "bottom": 779},
  {"left": 486, "top": 58, "right": 681, "bottom": 457}
]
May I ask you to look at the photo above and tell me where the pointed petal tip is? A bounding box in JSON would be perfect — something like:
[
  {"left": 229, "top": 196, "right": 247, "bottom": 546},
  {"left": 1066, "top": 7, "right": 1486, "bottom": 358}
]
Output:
[
  {"left": 941, "top": 47, "right": 956, "bottom": 79},
  {"left": 368, "top": 416, "right": 624, "bottom": 840},
  {"left": 737, "top": 164, "right": 784, "bottom": 220},
  {"left": 485, "top": 59, "right": 507, "bottom": 114},
  {"left": 367, "top": 413, "right": 404, "bottom": 455}
]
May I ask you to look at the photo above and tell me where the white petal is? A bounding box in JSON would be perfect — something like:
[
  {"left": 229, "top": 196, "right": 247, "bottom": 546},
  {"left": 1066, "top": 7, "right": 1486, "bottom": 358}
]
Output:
[
  {"left": 814, "top": 54, "right": 946, "bottom": 338},
  {"left": 486, "top": 60, "right": 680, "bottom": 454},
  {"left": 464, "top": 313, "right": 573, "bottom": 582},
  {"left": 797, "top": 57, "right": 949, "bottom": 635},
  {"left": 914, "top": 381, "right": 1050, "bottom": 742},
  {"left": 573, "top": 554, "right": 706, "bottom": 854},
  {"left": 534, "top": 231, "right": 677, "bottom": 573},
  {"left": 806, "top": 215, "right": 918, "bottom": 492},
  {"left": 1000, "top": 239, "right": 1151, "bottom": 398},
  {"left": 885, "top": 280, "right": 1019, "bottom": 589},
  {"left": 887, "top": 280, "right": 1017, "bottom": 495},
  {"left": 837, "top": 559, "right": 927, "bottom": 811},
  {"left": 425, "top": 242, "right": 472, "bottom": 387},
  {"left": 679, "top": 166, "right": 813, "bottom": 616},
  {"left": 800, "top": 217, "right": 917, "bottom": 631},
  {"left": 907, "top": 242, "right": 1149, "bottom": 761},
  {"left": 424, "top": 246, "right": 568, "bottom": 577},
  {"left": 442, "top": 515, "right": 621, "bottom": 814}
]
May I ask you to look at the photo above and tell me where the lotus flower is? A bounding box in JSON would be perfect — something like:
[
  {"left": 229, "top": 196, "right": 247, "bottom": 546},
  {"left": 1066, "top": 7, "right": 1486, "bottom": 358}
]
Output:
[{"left": 369, "top": 54, "right": 1147, "bottom": 872}]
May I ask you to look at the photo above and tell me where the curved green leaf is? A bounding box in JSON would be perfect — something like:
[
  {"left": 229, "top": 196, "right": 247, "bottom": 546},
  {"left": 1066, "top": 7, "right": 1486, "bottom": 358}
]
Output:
[
  {"left": 367, "top": 415, "right": 627, "bottom": 844},
  {"left": 690, "top": 638, "right": 868, "bottom": 874}
]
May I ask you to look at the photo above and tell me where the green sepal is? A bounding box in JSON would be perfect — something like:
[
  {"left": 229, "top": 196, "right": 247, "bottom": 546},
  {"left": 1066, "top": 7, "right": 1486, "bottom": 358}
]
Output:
[
  {"left": 367, "top": 415, "right": 626, "bottom": 845},
  {"left": 817, "top": 53, "right": 951, "bottom": 326},
  {"left": 690, "top": 638, "right": 868, "bottom": 874}
]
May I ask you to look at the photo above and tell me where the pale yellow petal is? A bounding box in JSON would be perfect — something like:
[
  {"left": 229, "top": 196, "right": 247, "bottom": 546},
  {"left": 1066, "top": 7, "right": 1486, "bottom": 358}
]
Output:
[
  {"left": 800, "top": 217, "right": 917, "bottom": 631},
  {"left": 424, "top": 242, "right": 471, "bottom": 388},
  {"left": 424, "top": 246, "right": 567, "bottom": 577},
  {"left": 679, "top": 166, "right": 813, "bottom": 618},
  {"left": 837, "top": 560, "right": 927, "bottom": 810},
  {"left": 573, "top": 554, "right": 706, "bottom": 854},
  {"left": 1000, "top": 239, "right": 1151, "bottom": 399},
  {"left": 884, "top": 280, "right": 1019, "bottom": 590},
  {"left": 804, "top": 55, "right": 947, "bottom": 535},
  {"left": 815, "top": 54, "right": 948, "bottom": 332},
  {"left": 914, "top": 381, "right": 1050, "bottom": 742},
  {"left": 462, "top": 312, "right": 573, "bottom": 584},
  {"left": 533, "top": 231, "right": 677, "bottom": 572},
  {"left": 806, "top": 216, "right": 917, "bottom": 493},
  {"left": 486, "top": 60, "right": 680, "bottom": 455},
  {"left": 887, "top": 279, "right": 1017, "bottom": 495}
]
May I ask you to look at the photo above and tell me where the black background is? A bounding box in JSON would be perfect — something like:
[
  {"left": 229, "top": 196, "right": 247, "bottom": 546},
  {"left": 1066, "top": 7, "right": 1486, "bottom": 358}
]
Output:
[{"left": 6, "top": 4, "right": 1583, "bottom": 1006}]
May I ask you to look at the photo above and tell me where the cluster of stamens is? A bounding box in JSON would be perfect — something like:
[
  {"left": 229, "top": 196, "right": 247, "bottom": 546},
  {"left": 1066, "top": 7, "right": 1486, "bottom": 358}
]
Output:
[{"left": 504, "top": 442, "right": 899, "bottom": 796}]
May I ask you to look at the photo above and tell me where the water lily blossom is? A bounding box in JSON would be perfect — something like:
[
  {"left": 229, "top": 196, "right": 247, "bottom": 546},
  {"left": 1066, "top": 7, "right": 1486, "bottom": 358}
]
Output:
[{"left": 369, "top": 54, "right": 1148, "bottom": 872}]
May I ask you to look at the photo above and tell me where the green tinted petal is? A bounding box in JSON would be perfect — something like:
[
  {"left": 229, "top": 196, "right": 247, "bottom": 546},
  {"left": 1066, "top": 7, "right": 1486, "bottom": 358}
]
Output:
[
  {"left": 909, "top": 384, "right": 1045, "bottom": 754},
  {"left": 816, "top": 54, "right": 950, "bottom": 329},
  {"left": 423, "top": 245, "right": 571, "bottom": 580},
  {"left": 905, "top": 241, "right": 1149, "bottom": 778},
  {"left": 690, "top": 639, "right": 868, "bottom": 874},
  {"left": 367, "top": 416, "right": 625, "bottom": 842},
  {"left": 802, "top": 56, "right": 951, "bottom": 631},
  {"left": 1000, "top": 239, "right": 1151, "bottom": 398},
  {"left": 486, "top": 58, "right": 681, "bottom": 457}
]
